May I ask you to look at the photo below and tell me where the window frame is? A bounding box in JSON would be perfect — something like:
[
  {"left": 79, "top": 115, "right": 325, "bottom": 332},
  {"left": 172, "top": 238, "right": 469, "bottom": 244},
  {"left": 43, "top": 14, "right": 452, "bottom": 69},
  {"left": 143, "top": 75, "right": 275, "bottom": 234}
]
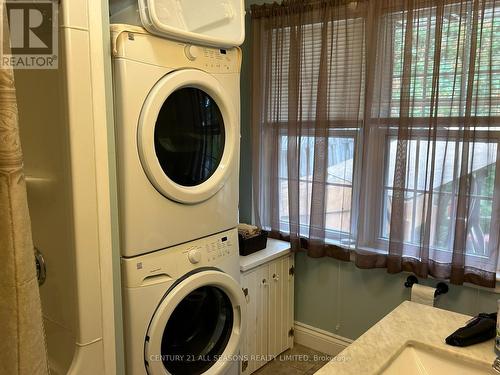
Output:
[
  {"left": 274, "top": 122, "right": 362, "bottom": 247},
  {"left": 360, "top": 124, "right": 500, "bottom": 263}
]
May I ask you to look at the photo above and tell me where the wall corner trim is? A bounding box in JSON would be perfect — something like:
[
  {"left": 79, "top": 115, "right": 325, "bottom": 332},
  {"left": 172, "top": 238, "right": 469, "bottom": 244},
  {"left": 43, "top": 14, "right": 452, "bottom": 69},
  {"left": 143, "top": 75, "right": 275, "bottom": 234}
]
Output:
[{"left": 293, "top": 321, "right": 352, "bottom": 357}]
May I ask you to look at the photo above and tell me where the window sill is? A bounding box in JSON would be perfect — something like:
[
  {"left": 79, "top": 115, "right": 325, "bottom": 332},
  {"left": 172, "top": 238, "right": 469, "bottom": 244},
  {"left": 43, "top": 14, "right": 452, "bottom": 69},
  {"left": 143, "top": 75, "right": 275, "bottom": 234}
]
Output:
[{"left": 289, "top": 234, "right": 500, "bottom": 293}]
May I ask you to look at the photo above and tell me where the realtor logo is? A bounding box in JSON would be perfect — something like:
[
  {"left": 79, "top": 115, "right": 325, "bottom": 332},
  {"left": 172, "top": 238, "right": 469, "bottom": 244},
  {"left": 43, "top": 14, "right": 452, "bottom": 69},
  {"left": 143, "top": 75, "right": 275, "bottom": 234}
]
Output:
[{"left": 1, "top": 1, "right": 58, "bottom": 69}]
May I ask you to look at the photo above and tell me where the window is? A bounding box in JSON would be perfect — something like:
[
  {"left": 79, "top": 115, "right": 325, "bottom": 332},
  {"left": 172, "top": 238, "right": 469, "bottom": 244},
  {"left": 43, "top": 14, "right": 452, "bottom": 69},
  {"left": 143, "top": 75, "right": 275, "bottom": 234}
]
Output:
[
  {"left": 272, "top": 2, "right": 500, "bottom": 255},
  {"left": 365, "top": 1, "right": 500, "bottom": 267},
  {"left": 381, "top": 136, "right": 498, "bottom": 258},
  {"left": 270, "top": 19, "right": 365, "bottom": 122},
  {"left": 252, "top": 0, "right": 500, "bottom": 285},
  {"left": 272, "top": 17, "right": 365, "bottom": 246},
  {"left": 278, "top": 131, "right": 356, "bottom": 245},
  {"left": 380, "top": 3, "right": 500, "bottom": 118}
]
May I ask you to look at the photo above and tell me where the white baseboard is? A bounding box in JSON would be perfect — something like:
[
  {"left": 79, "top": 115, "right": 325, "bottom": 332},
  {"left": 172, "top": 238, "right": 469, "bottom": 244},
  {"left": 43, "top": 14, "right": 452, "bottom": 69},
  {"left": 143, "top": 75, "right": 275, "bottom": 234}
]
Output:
[{"left": 294, "top": 321, "right": 352, "bottom": 357}]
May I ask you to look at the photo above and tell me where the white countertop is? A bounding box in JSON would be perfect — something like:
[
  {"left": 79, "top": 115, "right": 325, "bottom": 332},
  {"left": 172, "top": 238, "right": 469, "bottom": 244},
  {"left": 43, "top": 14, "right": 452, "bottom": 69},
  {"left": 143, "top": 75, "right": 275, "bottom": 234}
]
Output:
[
  {"left": 316, "top": 301, "right": 497, "bottom": 374},
  {"left": 239, "top": 238, "right": 291, "bottom": 272}
]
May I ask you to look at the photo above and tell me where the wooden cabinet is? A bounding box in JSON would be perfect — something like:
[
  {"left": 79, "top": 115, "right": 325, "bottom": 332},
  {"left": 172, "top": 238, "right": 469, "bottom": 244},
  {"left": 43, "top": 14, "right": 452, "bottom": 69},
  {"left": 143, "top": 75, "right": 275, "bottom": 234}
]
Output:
[{"left": 240, "top": 253, "right": 294, "bottom": 374}]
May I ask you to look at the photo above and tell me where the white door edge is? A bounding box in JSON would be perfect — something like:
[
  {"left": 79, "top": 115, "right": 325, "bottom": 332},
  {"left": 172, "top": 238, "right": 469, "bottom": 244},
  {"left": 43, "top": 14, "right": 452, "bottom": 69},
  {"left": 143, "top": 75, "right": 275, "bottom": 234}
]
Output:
[{"left": 138, "top": 69, "right": 237, "bottom": 204}]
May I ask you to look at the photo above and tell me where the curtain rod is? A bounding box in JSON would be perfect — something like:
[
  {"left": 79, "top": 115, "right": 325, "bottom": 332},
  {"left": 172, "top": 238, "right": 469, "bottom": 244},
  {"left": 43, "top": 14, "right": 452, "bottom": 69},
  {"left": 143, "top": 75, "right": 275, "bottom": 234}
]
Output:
[{"left": 247, "top": 1, "right": 361, "bottom": 16}]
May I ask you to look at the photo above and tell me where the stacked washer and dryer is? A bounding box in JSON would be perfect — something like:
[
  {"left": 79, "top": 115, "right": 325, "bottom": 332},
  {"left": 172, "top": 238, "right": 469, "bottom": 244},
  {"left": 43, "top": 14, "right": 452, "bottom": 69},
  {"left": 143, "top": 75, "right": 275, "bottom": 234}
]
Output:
[{"left": 110, "top": 2, "right": 246, "bottom": 374}]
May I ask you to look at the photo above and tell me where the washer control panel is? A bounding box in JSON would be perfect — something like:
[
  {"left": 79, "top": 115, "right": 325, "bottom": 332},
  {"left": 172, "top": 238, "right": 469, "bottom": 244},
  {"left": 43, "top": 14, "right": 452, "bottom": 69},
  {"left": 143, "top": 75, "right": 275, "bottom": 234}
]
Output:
[
  {"left": 184, "top": 233, "right": 234, "bottom": 264},
  {"left": 122, "top": 228, "right": 238, "bottom": 288}
]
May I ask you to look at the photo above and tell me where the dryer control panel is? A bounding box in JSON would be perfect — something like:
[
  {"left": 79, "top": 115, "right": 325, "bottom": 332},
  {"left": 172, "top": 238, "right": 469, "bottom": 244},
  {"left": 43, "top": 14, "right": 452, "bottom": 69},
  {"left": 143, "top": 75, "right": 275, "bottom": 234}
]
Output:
[
  {"left": 199, "top": 47, "right": 237, "bottom": 73},
  {"left": 113, "top": 29, "right": 242, "bottom": 74}
]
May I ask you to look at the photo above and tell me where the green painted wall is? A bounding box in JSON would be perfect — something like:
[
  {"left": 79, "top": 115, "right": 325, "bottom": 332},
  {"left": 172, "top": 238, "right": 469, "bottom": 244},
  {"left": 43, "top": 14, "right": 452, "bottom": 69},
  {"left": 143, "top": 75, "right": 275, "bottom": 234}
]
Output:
[
  {"left": 239, "top": 3, "right": 254, "bottom": 223},
  {"left": 240, "top": 0, "right": 499, "bottom": 341},
  {"left": 295, "top": 253, "right": 498, "bottom": 339}
]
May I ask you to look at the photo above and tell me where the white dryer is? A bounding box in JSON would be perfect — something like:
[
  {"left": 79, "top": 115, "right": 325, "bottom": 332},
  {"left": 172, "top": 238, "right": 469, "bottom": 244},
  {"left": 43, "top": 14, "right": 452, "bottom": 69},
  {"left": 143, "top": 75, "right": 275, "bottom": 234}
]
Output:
[
  {"left": 111, "top": 25, "right": 241, "bottom": 257},
  {"left": 122, "top": 228, "right": 245, "bottom": 375}
]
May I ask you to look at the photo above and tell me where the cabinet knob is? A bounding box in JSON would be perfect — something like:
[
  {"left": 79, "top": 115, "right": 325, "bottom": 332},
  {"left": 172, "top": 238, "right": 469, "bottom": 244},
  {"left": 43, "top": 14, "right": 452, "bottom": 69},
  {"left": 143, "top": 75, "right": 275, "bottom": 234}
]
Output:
[
  {"left": 273, "top": 273, "right": 280, "bottom": 281},
  {"left": 262, "top": 278, "right": 268, "bottom": 286},
  {"left": 242, "top": 288, "right": 249, "bottom": 303}
]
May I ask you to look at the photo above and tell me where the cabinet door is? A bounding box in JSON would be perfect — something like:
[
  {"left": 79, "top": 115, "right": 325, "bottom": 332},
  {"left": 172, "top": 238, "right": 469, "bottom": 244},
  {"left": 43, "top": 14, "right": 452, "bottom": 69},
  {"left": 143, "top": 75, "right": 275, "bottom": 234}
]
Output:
[
  {"left": 268, "top": 254, "right": 294, "bottom": 357},
  {"left": 241, "top": 265, "right": 269, "bottom": 374}
]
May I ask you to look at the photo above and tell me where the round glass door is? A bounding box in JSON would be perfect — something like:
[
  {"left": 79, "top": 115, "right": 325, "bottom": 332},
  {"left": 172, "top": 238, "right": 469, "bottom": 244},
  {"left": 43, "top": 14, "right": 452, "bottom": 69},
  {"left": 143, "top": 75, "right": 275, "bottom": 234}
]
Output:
[
  {"left": 160, "top": 286, "right": 233, "bottom": 374},
  {"left": 144, "top": 270, "right": 244, "bottom": 375},
  {"left": 138, "top": 70, "right": 237, "bottom": 204},
  {"left": 154, "top": 88, "right": 225, "bottom": 187}
]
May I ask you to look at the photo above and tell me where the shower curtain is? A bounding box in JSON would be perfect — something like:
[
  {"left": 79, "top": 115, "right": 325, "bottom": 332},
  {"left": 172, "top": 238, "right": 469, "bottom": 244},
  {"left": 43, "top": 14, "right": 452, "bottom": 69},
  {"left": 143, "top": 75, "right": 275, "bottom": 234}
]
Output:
[{"left": 0, "top": 3, "right": 50, "bottom": 374}]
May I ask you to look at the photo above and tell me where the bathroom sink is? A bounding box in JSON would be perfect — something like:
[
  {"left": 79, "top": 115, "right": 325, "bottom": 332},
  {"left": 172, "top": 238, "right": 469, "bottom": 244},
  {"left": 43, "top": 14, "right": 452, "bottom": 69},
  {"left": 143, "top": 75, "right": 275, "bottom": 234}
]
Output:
[{"left": 379, "top": 341, "right": 494, "bottom": 375}]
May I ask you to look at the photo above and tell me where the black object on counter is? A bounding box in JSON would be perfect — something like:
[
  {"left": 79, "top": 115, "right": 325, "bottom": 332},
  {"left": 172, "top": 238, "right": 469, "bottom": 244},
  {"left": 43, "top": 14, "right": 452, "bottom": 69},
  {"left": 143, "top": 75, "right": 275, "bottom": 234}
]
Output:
[
  {"left": 445, "top": 312, "right": 497, "bottom": 347},
  {"left": 238, "top": 230, "right": 268, "bottom": 256}
]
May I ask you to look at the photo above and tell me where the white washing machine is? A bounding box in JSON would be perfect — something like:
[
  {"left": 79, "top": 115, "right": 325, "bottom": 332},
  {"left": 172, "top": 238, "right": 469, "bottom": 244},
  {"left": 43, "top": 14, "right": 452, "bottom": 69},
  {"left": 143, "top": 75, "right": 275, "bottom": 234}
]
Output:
[
  {"left": 122, "top": 228, "right": 245, "bottom": 375},
  {"left": 111, "top": 25, "right": 241, "bottom": 257}
]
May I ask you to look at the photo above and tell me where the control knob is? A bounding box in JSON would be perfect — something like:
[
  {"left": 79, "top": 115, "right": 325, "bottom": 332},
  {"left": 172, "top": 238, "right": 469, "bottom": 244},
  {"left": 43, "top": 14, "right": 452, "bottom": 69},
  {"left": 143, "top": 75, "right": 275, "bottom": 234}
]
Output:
[
  {"left": 188, "top": 248, "right": 201, "bottom": 264},
  {"left": 184, "top": 45, "right": 200, "bottom": 61}
]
